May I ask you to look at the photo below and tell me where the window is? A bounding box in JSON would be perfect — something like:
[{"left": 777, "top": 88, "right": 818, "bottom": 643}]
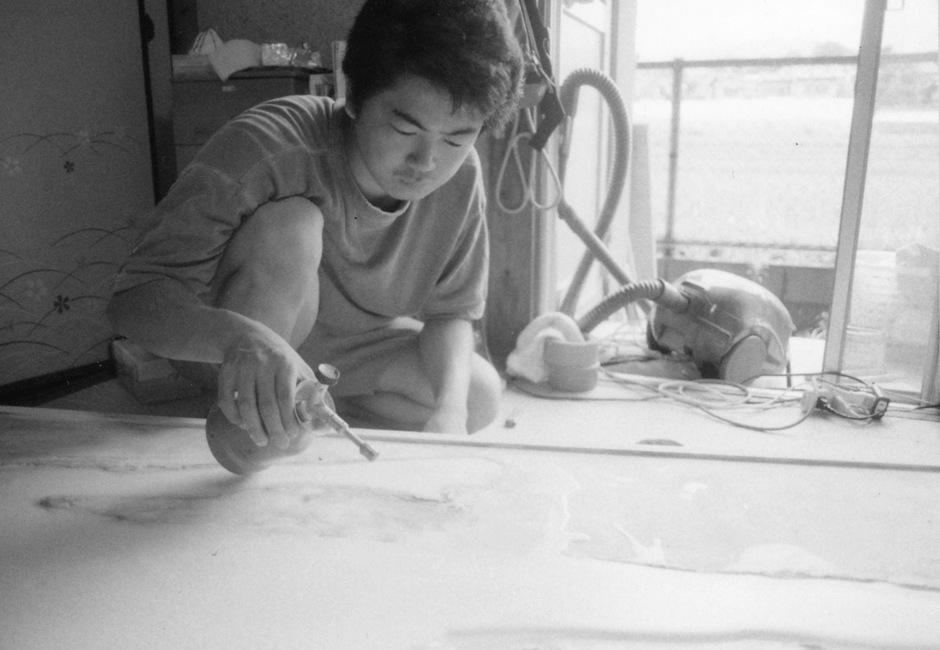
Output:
[{"left": 549, "top": 0, "right": 939, "bottom": 402}]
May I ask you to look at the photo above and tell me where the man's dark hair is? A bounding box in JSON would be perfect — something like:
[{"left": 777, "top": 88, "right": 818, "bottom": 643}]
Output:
[{"left": 342, "top": 0, "right": 524, "bottom": 135}]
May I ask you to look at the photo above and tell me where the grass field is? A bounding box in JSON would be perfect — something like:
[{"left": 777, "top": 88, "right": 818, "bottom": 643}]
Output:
[{"left": 632, "top": 96, "right": 939, "bottom": 256}]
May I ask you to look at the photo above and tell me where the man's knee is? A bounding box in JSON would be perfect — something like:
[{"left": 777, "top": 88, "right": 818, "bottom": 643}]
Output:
[
  {"left": 207, "top": 198, "right": 324, "bottom": 345},
  {"left": 361, "top": 347, "right": 502, "bottom": 432},
  {"left": 467, "top": 354, "right": 503, "bottom": 433},
  {"left": 231, "top": 197, "right": 323, "bottom": 272},
  {"left": 212, "top": 197, "right": 324, "bottom": 301}
]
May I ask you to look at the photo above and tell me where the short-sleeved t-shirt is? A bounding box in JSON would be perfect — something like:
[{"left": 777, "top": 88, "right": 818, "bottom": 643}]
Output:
[{"left": 114, "top": 95, "right": 489, "bottom": 395}]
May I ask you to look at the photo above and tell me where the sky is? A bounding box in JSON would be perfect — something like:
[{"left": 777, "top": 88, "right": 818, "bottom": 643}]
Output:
[{"left": 633, "top": 0, "right": 938, "bottom": 60}]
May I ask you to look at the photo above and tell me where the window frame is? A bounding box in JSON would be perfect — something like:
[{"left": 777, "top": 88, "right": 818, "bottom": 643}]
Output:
[{"left": 539, "top": 0, "right": 939, "bottom": 403}]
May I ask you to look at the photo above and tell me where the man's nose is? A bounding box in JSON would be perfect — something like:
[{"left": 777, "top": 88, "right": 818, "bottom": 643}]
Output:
[{"left": 407, "top": 139, "right": 436, "bottom": 172}]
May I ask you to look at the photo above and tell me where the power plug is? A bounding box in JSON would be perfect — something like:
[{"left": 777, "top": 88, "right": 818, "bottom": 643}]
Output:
[{"left": 800, "top": 387, "right": 819, "bottom": 415}]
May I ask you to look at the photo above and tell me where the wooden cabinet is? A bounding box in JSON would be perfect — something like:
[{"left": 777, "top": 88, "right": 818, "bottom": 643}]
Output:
[{"left": 172, "top": 69, "right": 313, "bottom": 173}]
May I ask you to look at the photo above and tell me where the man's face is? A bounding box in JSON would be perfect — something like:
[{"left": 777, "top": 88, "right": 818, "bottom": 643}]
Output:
[{"left": 345, "top": 74, "right": 485, "bottom": 209}]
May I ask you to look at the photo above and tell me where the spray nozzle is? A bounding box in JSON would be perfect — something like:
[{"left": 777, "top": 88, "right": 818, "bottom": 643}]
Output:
[{"left": 294, "top": 364, "right": 379, "bottom": 462}]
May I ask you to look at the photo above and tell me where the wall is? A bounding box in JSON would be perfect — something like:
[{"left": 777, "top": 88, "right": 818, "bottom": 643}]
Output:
[{"left": 0, "top": 1, "right": 155, "bottom": 386}]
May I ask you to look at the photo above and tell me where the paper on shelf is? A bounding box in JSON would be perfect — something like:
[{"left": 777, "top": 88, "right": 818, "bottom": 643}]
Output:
[{"left": 208, "top": 39, "right": 263, "bottom": 81}]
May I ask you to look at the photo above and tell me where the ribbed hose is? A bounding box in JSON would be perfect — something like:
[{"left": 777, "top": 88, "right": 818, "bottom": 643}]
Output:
[
  {"left": 577, "top": 278, "right": 690, "bottom": 335},
  {"left": 556, "top": 68, "right": 633, "bottom": 316}
]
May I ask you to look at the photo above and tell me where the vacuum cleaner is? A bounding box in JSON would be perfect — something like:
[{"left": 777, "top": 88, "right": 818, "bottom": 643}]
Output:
[{"left": 545, "top": 66, "right": 795, "bottom": 384}]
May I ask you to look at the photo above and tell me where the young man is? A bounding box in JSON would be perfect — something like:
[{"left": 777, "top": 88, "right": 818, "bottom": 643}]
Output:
[{"left": 108, "top": 0, "right": 525, "bottom": 447}]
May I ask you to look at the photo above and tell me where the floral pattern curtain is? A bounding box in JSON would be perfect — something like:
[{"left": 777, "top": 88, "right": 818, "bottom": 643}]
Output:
[{"left": 0, "top": 1, "right": 154, "bottom": 385}]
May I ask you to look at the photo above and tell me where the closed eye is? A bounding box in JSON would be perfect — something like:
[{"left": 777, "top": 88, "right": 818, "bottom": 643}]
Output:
[{"left": 393, "top": 125, "right": 464, "bottom": 148}]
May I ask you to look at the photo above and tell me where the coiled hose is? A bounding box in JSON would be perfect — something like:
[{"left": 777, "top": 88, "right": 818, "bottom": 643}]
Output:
[
  {"left": 556, "top": 68, "right": 633, "bottom": 316},
  {"left": 577, "top": 278, "right": 690, "bottom": 334}
]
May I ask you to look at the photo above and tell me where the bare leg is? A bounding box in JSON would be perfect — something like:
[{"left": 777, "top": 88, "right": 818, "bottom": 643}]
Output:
[
  {"left": 182, "top": 196, "right": 501, "bottom": 432},
  {"left": 336, "top": 343, "right": 503, "bottom": 433},
  {"left": 176, "top": 197, "right": 324, "bottom": 388},
  {"left": 209, "top": 197, "right": 323, "bottom": 345}
]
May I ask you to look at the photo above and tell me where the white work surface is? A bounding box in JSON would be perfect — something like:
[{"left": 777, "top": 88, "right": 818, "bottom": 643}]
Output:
[{"left": 2, "top": 402, "right": 939, "bottom": 650}]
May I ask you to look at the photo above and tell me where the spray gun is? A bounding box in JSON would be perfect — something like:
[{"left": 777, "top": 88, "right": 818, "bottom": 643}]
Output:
[{"left": 205, "top": 363, "right": 378, "bottom": 475}]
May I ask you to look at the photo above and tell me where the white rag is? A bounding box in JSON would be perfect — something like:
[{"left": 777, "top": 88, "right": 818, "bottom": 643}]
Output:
[
  {"left": 505, "top": 312, "right": 584, "bottom": 383},
  {"left": 208, "top": 39, "right": 263, "bottom": 81}
]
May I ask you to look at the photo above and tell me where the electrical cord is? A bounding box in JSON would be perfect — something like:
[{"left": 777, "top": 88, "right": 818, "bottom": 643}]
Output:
[
  {"left": 878, "top": 389, "right": 938, "bottom": 410},
  {"left": 640, "top": 374, "right": 811, "bottom": 432},
  {"left": 529, "top": 362, "right": 883, "bottom": 433},
  {"left": 521, "top": 323, "right": 892, "bottom": 431},
  {"left": 656, "top": 379, "right": 754, "bottom": 409},
  {"left": 752, "top": 371, "right": 891, "bottom": 421}
]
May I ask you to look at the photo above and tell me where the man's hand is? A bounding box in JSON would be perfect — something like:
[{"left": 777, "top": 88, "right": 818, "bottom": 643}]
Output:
[
  {"left": 423, "top": 403, "right": 469, "bottom": 435},
  {"left": 108, "top": 277, "right": 322, "bottom": 447},
  {"left": 417, "top": 318, "right": 476, "bottom": 435},
  {"left": 216, "top": 327, "right": 314, "bottom": 449}
]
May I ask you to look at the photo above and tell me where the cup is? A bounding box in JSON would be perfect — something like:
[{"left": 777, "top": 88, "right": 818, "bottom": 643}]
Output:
[{"left": 544, "top": 338, "right": 600, "bottom": 392}]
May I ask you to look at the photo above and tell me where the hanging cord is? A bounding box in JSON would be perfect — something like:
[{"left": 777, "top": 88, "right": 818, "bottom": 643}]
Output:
[
  {"left": 494, "top": 0, "right": 565, "bottom": 215},
  {"left": 495, "top": 107, "right": 563, "bottom": 214}
]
